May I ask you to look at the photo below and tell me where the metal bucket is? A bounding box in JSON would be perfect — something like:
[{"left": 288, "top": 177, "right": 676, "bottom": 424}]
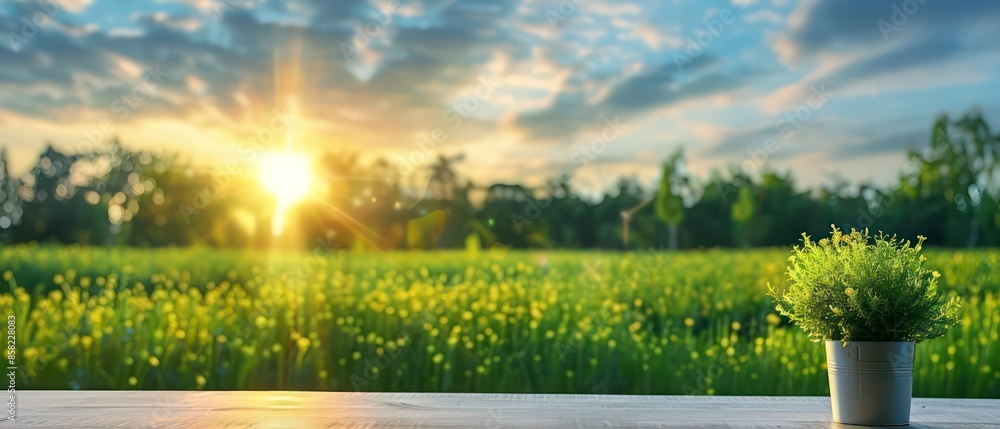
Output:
[{"left": 826, "top": 341, "right": 914, "bottom": 426}]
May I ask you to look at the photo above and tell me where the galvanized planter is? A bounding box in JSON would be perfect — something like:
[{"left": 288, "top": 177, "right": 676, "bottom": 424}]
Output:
[{"left": 826, "top": 341, "right": 914, "bottom": 426}]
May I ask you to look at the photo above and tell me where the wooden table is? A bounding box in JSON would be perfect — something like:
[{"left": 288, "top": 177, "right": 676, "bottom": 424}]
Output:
[{"left": 13, "top": 391, "right": 1000, "bottom": 428}]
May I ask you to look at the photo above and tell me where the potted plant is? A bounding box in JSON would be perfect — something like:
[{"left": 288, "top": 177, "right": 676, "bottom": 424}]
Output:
[{"left": 768, "top": 227, "right": 961, "bottom": 426}]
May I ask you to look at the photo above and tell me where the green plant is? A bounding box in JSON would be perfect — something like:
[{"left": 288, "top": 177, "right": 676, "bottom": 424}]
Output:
[{"left": 769, "top": 227, "right": 961, "bottom": 343}]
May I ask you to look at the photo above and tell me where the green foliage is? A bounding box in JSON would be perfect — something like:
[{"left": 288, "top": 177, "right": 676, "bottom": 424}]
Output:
[
  {"left": 769, "top": 227, "right": 962, "bottom": 343},
  {"left": 655, "top": 150, "right": 685, "bottom": 227},
  {"left": 731, "top": 186, "right": 755, "bottom": 223},
  {"left": 730, "top": 185, "right": 756, "bottom": 248}
]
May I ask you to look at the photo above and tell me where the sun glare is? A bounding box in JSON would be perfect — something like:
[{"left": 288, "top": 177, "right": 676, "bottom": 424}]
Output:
[{"left": 259, "top": 152, "right": 313, "bottom": 236}]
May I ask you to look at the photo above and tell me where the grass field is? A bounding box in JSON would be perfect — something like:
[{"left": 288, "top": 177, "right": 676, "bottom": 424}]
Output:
[{"left": 1, "top": 245, "right": 997, "bottom": 397}]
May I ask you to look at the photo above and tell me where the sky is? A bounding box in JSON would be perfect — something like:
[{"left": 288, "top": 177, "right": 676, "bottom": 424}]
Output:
[{"left": 2, "top": 0, "right": 999, "bottom": 194}]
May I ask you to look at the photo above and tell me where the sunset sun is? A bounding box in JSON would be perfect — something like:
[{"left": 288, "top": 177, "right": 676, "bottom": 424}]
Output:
[{"left": 259, "top": 152, "right": 313, "bottom": 235}]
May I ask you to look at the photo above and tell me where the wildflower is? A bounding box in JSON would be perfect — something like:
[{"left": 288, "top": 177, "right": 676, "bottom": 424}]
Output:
[{"left": 766, "top": 313, "right": 781, "bottom": 325}]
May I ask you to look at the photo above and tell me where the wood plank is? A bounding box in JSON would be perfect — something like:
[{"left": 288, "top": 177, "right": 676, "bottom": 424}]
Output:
[{"left": 10, "top": 391, "right": 1000, "bottom": 428}]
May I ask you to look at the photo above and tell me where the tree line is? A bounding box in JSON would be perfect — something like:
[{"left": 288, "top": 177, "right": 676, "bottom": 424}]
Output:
[{"left": 0, "top": 110, "right": 997, "bottom": 250}]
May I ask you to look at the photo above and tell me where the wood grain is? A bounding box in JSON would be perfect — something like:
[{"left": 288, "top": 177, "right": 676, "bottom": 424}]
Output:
[{"left": 12, "top": 391, "right": 1000, "bottom": 428}]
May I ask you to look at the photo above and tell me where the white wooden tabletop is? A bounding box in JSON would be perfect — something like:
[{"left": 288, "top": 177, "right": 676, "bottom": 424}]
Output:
[{"left": 11, "top": 391, "right": 1000, "bottom": 428}]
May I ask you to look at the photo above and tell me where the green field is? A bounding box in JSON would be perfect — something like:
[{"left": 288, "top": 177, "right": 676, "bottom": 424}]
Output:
[{"left": 2, "top": 245, "right": 997, "bottom": 397}]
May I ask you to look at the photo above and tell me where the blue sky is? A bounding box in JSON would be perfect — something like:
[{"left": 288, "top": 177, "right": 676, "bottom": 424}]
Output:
[{"left": 2, "top": 0, "right": 999, "bottom": 193}]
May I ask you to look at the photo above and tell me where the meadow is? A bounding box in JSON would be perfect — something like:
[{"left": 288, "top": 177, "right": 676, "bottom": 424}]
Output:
[{"left": 1, "top": 245, "right": 997, "bottom": 397}]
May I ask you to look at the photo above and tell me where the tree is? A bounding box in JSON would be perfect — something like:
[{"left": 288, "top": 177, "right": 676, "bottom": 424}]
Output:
[
  {"left": 906, "top": 111, "right": 1000, "bottom": 246},
  {"left": 655, "top": 149, "right": 688, "bottom": 249},
  {"left": 731, "top": 185, "right": 755, "bottom": 248}
]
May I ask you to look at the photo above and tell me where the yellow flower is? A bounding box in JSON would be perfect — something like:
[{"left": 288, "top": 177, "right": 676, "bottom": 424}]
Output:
[
  {"left": 766, "top": 313, "right": 781, "bottom": 325},
  {"left": 297, "top": 337, "right": 311, "bottom": 351},
  {"left": 148, "top": 356, "right": 160, "bottom": 367}
]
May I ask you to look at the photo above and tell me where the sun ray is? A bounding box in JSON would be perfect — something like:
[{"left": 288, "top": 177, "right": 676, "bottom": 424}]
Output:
[{"left": 306, "top": 192, "right": 392, "bottom": 250}]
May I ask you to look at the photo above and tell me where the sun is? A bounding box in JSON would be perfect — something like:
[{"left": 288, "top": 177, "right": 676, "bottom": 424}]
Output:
[
  {"left": 259, "top": 152, "right": 314, "bottom": 235},
  {"left": 259, "top": 152, "right": 313, "bottom": 202}
]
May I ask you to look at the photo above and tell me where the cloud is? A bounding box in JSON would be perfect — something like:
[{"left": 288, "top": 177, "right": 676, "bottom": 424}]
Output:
[
  {"left": 827, "top": 128, "right": 924, "bottom": 162},
  {"left": 761, "top": 0, "right": 1000, "bottom": 113},
  {"left": 0, "top": 0, "right": 529, "bottom": 153},
  {"left": 134, "top": 12, "right": 204, "bottom": 32},
  {"left": 514, "top": 55, "right": 758, "bottom": 142},
  {"left": 59, "top": 0, "right": 95, "bottom": 13},
  {"left": 776, "top": 0, "right": 1000, "bottom": 63}
]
